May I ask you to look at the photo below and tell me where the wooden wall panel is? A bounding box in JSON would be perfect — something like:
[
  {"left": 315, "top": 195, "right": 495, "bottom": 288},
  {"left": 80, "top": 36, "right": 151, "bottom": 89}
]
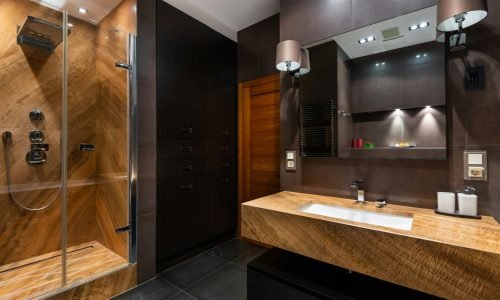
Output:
[{"left": 238, "top": 74, "right": 280, "bottom": 235}]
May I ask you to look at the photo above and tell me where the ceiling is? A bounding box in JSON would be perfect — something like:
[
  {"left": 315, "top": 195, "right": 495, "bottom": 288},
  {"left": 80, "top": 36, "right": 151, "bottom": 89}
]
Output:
[
  {"left": 33, "top": 0, "right": 279, "bottom": 39},
  {"left": 32, "top": 0, "right": 124, "bottom": 25},
  {"left": 306, "top": 6, "right": 438, "bottom": 59},
  {"left": 164, "top": 0, "right": 280, "bottom": 41},
  {"left": 183, "top": 0, "right": 279, "bottom": 32}
]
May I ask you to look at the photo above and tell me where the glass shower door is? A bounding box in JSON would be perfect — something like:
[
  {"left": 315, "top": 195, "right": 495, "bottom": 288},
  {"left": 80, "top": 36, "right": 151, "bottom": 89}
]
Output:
[
  {"left": 0, "top": 0, "right": 136, "bottom": 297},
  {"left": 0, "top": 1, "right": 65, "bottom": 298},
  {"left": 64, "top": 0, "right": 136, "bottom": 286}
]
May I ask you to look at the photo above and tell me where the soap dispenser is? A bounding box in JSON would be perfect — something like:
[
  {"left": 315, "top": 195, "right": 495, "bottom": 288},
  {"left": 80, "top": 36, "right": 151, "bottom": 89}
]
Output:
[{"left": 458, "top": 186, "right": 478, "bottom": 216}]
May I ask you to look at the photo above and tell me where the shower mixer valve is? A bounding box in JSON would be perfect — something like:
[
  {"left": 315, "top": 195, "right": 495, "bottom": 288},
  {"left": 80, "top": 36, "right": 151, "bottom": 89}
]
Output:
[
  {"left": 25, "top": 113, "right": 49, "bottom": 166},
  {"left": 27, "top": 132, "right": 48, "bottom": 165}
]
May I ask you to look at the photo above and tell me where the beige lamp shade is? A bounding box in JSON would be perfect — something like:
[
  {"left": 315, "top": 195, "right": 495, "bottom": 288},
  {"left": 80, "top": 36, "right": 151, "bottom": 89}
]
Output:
[
  {"left": 437, "top": 0, "right": 488, "bottom": 32},
  {"left": 295, "top": 48, "right": 310, "bottom": 77},
  {"left": 276, "top": 40, "right": 301, "bottom": 72}
]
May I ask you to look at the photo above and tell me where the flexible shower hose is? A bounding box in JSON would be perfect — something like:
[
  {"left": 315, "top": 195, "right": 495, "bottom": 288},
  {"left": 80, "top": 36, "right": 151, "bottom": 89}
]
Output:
[{"left": 3, "top": 131, "right": 60, "bottom": 212}]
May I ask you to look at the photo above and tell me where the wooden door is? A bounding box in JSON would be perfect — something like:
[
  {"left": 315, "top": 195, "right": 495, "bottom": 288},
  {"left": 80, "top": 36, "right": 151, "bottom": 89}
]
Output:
[{"left": 238, "top": 74, "right": 281, "bottom": 234}]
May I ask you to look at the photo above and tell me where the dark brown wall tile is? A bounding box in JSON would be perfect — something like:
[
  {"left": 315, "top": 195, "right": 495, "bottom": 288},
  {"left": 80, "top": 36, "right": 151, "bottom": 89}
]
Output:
[
  {"left": 352, "top": 0, "right": 437, "bottom": 29},
  {"left": 238, "top": 14, "right": 280, "bottom": 82},
  {"left": 137, "top": 213, "right": 156, "bottom": 283},
  {"left": 138, "top": 147, "right": 156, "bottom": 215},
  {"left": 280, "top": 0, "right": 352, "bottom": 45},
  {"left": 351, "top": 0, "right": 401, "bottom": 29},
  {"left": 137, "top": 0, "right": 157, "bottom": 283}
]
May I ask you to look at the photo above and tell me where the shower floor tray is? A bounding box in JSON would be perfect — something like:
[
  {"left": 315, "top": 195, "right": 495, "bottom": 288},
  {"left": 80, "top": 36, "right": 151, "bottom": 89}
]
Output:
[{"left": 0, "top": 241, "right": 127, "bottom": 299}]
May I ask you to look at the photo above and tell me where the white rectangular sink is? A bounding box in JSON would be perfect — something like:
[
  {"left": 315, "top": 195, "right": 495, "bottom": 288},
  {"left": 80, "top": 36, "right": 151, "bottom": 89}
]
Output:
[{"left": 299, "top": 203, "right": 413, "bottom": 231}]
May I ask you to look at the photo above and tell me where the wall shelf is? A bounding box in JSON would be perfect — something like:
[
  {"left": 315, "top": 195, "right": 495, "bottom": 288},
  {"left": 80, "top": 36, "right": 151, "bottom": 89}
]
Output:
[{"left": 339, "top": 147, "right": 447, "bottom": 160}]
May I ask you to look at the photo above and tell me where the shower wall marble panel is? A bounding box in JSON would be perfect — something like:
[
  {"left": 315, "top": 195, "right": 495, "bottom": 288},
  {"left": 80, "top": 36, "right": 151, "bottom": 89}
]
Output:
[
  {"left": 94, "top": 0, "right": 137, "bottom": 260},
  {"left": 0, "top": 0, "right": 98, "bottom": 265}
]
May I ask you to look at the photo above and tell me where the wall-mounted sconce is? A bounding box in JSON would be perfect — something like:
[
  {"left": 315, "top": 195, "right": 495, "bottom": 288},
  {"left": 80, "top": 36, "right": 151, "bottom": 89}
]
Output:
[
  {"left": 294, "top": 48, "right": 310, "bottom": 78},
  {"left": 437, "top": 0, "right": 488, "bottom": 51},
  {"left": 276, "top": 40, "right": 301, "bottom": 73},
  {"left": 276, "top": 40, "right": 311, "bottom": 80},
  {"left": 437, "top": 0, "right": 488, "bottom": 90},
  {"left": 437, "top": 0, "right": 488, "bottom": 32}
]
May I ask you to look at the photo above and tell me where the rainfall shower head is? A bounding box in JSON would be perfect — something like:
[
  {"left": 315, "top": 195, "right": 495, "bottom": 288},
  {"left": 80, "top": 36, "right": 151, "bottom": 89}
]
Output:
[{"left": 17, "top": 16, "right": 67, "bottom": 52}]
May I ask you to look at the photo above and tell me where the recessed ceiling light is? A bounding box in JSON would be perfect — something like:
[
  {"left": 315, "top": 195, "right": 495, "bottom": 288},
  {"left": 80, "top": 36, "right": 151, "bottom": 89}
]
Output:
[
  {"left": 381, "top": 62, "right": 386, "bottom": 65},
  {"left": 416, "top": 54, "right": 421, "bottom": 58},
  {"left": 423, "top": 53, "right": 428, "bottom": 57},
  {"left": 78, "top": 8, "right": 87, "bottom": 14},
  {"left": 409, "top": 21, "right": 430, "bottom": 31},
  {"left": 358, "top": 36, "right": 375, "bottom": 44},
  {"left": 376, "top": 63, "right": 380, "bottom": 66}
]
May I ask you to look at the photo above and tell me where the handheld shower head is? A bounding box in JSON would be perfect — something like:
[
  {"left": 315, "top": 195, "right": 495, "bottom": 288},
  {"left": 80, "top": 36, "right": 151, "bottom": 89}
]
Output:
[{"left": 2, "top": 131, "right": 12, "bottom": 146}]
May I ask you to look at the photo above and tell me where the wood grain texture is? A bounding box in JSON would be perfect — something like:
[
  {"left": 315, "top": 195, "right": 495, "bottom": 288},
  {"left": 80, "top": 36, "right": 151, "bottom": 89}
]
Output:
[
  {"left": 45, "top": 264, "right": 136, "bottom": 300},
  {"left": 0, "top": 184, "right": 97, "bottom": 266},
  {"left": 238, "top": 74, "right": 280, "bottom": 236},
  {"left": 241, "top": 191, "right": 500, "bottom": 299},
  {"left": 0, "top": 241, "right": 127, "bottom": 300},
  {"left": 0, "top": 0, "right": 99, "bottom": 266},
  {"left": 96, "top": 179, "right": 129, "bottom": 259},
  {"left": 93, "top": 0, "right": 136, "bottom": 260}
]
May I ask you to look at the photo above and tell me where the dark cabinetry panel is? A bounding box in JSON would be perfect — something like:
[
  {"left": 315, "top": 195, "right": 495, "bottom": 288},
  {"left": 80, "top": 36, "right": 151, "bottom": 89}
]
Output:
[
  {"left": 248, "top": 248, "right": 437, "bottom": 299},
  {"left": 351, "top": 42, "right": 445, "bottom": 113},
  {"left": 156, "top": 1, "right": 237, "bottom": 271}
]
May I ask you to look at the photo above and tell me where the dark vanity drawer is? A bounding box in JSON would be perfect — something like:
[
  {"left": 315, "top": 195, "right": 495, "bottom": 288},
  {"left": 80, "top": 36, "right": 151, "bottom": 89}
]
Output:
[
  {"left": 158, "top": 158, "right": 233, "bottom": 179},
  {"left": 158, "top": 139, "right": 232, "bottom": 159},
  {"left": 157, "top": 177, "right": 211, "bottom": 259}
]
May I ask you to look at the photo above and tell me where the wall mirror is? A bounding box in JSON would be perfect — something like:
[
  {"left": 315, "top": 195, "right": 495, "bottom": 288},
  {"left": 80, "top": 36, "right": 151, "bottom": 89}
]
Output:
[{"left": 299, "top": 5, "right": 447, "bottom": 160}]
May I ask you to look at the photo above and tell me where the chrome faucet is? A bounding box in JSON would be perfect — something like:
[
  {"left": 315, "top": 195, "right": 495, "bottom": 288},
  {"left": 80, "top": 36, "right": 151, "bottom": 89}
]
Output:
[{"left": 350, "top": 180, "right": 365, "bottom": 203}]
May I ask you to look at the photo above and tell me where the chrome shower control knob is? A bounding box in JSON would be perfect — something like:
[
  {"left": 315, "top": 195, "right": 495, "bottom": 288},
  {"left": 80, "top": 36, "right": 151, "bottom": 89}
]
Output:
[
  {"left": 29, "top": 109, "right": 44, "bottom": 121},
  {"left": 29, "top": 130, "right": 44, "bottom": 142}
]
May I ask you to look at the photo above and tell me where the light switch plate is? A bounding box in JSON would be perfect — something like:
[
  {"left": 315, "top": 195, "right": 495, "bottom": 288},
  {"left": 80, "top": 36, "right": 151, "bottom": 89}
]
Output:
[
  {"left": 464, "top": 150, "right": 487, "bottom": 181},
  {"left": 286, "top": 150, "right": 297, "bottom": 171}
]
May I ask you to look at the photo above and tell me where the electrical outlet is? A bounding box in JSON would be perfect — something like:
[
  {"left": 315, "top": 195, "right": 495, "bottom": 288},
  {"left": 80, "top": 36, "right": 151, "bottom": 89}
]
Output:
[{"left": 468, "top": 167, "right": 484, "bottom": 178}]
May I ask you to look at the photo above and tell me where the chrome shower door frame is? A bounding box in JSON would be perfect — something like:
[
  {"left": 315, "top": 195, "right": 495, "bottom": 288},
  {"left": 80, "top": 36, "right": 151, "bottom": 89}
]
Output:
[{"left": 128, "top": 33, "right": 138, "bottom": 264}]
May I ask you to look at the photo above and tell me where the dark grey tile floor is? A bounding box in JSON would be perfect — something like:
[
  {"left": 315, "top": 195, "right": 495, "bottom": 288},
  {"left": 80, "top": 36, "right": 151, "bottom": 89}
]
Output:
[{"left": 113, "top": 239, "right": 267, "bottom": 300}]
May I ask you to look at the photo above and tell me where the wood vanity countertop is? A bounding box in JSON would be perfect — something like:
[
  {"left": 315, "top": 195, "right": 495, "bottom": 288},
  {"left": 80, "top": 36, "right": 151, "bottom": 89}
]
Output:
[
  {"left": 241, "top": 191, "right": 500, "bottom": 299},
  {"left": 243, "top": 191, "right": 500, "bottom": 254}
]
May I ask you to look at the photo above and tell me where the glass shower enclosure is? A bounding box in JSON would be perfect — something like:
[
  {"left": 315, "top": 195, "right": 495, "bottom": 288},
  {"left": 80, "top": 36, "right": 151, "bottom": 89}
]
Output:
[{"left": 0, "top": 0, "right": 137, "bottom": 298}]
